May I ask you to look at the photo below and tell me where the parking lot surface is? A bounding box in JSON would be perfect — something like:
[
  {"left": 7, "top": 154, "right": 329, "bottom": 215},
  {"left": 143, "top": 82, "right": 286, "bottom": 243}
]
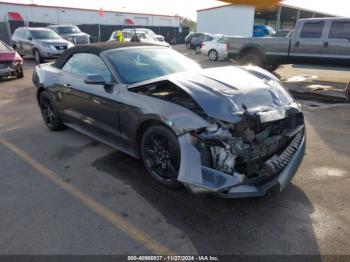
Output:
[{"left": 0, "top": 50, "right": 349, "bottom": 256}]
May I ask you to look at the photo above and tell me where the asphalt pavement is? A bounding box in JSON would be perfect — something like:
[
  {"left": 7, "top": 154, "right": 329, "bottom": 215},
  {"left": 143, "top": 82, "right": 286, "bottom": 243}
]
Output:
[{"left": 0, "top": 54, "right": 349, "bottom": 256}]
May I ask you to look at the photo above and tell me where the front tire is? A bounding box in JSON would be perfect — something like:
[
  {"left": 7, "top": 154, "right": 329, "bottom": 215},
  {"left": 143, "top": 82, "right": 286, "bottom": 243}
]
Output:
[
  {"left": 39, "top": 91, "right": 64, "bottom": 131},
  {"left": 140, "top": 125, "right": 181, "bottom": 188},
  {"left": 16, "top": 65, "right": 24, "bottom": 79},
  {"left": 34, "top": 49, "right": 44, "bottom": 64}
]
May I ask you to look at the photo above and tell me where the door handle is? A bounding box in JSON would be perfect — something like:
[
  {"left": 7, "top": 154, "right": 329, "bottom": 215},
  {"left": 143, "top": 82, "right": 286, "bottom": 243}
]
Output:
[
  {"left": 63, "top": 83, "right": 72, "bottom": 88},
  {"left": 323, "top": 42, "right": 329, "bottom": 48},
  {"left": 295, "top": 41, "right": 300, "bottom": 47}
]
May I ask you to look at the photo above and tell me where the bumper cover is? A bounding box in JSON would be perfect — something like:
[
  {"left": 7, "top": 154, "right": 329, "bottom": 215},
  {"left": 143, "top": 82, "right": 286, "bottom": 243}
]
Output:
[
  {"left": 178, "top": 129, "right": 305, "bottom": 198},
  {"left": 0, "top": 66, "right": 16, "bottom": 76}
]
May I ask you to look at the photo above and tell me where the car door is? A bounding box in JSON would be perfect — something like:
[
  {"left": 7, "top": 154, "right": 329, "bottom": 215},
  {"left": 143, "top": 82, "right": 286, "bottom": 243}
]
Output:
[
  {"left": 57, "top": 53, "right": 121, "bottom": 141},
  {"left": 290, "top": 21, "right": 325, "bottom": 62},
  {"left": 324, "top": 20, "right": 350, "bottom": 62},
  {"left": 15, "top": 29, "right": 26, "bottom": 54},
  {"left": 217, "top": 37, "right": 228, "bottom": 58},
  {"left": 22, "top": 30, "right": 34, "bottom": 55}
]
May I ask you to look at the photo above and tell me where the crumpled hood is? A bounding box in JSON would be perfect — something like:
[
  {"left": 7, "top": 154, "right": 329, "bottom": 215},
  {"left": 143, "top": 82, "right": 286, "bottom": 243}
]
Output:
[{"left": 168, "top": 66, "right": 294, "bottom": 123}]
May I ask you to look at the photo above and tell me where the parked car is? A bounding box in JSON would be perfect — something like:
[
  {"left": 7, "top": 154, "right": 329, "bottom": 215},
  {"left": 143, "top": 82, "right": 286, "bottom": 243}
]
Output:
[
  {"left": 201, "top": 36, "right": 229, "bottom": 61},
  {"left": 190, "top": 33, "right": 215, "bottom": 52},
  {"left": 253, "top": 25, "right": 276, "bottom": 37},
  {"left": 47, "top": 25, "right": 90, "bottom": 45},
  {"left": 32, "top": 42, "right": 305, "bottom": 198},
  {"left": 185, "top": 32, "right": 209, "bottom": 49},
  {"left": 227, "top": 18, "right": 350, "bottom": 71},
  {"left": 119, "top": 28, "right": 165, "bottom": 42},
  {"left": 11, "top": 27, "right": 74, "bottom": 63},
  {"left": 0, "top": 40, "right": 23, "bottom": 79},
  {"left": 108, "top": 29, "right": 170, "bottom": 47}
]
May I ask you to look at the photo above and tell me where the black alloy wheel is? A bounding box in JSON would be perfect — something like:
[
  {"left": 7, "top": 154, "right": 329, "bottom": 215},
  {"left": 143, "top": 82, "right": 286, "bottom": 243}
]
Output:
[
  {"left": 39, "top": 91, "right": 63, "bottom": 131},
  {"left": 141, "top": 125, "right": 181, "bottom": 188}
]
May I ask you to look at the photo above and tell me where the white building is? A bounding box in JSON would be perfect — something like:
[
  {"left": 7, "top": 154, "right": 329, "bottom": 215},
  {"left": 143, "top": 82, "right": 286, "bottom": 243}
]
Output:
[
  {"left": 197, "top": 3, "right": 336, "bottom": 37},
  {"left": 197, "top": 5, "right": 255, "bottom": 37},
  {"left": 0, "top": 1, "right": 184, "bottom": 44},
  {"left": 0, "top": 1, "right": 180, "bottom": 27}
]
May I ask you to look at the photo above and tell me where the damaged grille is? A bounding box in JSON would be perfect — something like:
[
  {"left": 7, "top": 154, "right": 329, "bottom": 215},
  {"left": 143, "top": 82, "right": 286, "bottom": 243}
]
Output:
[
  {"left": 263, "top": 128, "right": 304, "bottom": 177},
  {"left": 195, "top": 112, "right": 305, "bottom": 180}
]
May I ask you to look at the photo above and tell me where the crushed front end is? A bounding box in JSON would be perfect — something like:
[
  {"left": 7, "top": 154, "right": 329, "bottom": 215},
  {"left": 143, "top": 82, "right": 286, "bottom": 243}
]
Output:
[{"left": 177, "top": 103, "right": 306, "bottom": 198}]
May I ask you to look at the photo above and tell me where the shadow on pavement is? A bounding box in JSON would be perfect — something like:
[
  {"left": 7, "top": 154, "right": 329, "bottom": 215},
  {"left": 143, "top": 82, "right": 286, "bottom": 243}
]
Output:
[
  {"left": 92, "top": 151, "right": 320, "bottom": 256},
  {"left": 292, "top": 64, "right": 350, "bottom": 72}
]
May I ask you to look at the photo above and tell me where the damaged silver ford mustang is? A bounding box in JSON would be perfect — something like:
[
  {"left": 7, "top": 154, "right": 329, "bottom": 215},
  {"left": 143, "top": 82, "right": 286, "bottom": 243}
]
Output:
[{"left": 32, "top": 42, "right": 305, "bottom": 198}]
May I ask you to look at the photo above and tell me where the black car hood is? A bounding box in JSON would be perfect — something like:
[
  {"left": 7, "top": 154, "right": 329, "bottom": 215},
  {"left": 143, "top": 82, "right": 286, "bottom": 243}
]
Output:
[{"left": 166, "top": 66, "right": 294, "bottom": 123}]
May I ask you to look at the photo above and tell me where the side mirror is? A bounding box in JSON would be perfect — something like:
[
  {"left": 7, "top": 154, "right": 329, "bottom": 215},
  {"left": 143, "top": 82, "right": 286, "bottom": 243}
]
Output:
[
  {"left": 28, "top": 37, "right": 32, "bottom": 41},
  {"left": 84, "top": 74, "right": 107, "bottom": 85},
  {"left": 84, "top": 74, "right": 113, "bottom": 87}
]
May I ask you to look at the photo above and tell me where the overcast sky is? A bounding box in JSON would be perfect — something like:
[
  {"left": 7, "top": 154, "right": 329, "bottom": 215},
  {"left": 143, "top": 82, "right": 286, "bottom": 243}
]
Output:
[{"left": 4, "top": 0, "right": 350, "bottom": 20}]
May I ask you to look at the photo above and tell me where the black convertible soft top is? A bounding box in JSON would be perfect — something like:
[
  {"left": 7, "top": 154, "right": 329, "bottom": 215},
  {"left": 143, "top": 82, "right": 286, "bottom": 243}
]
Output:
[{"left": 53, "top": 41, "right": 158, "bottom": 69}]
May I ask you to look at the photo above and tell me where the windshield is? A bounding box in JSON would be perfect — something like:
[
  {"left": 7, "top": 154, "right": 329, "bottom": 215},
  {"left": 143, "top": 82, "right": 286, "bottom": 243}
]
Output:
[
  {"left": 0, "top": 41, "right": 11, "bottom": 51},
  {"left": 55, "top": 26, "right": 81, "bottom": 34},
  {"left": 31, "top": 30, "right": 61, "bottom": 40},
  {"left": 122, "top": 31, "right": 134, "bottom": 39},
  {"left": 108, "top": 48, "right": 201, "bottom": 84}
]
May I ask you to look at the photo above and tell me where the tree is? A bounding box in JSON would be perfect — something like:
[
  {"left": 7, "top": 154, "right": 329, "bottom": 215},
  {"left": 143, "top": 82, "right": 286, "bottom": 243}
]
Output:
[{"left": 179, "top": 16, "right": 197, "bottom": 32}]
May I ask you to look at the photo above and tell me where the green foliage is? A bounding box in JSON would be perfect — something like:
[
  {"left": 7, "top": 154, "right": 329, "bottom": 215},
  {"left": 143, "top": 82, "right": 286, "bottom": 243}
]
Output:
[{"left": 179, "top": 16, "right": 197, "bottom": 32}]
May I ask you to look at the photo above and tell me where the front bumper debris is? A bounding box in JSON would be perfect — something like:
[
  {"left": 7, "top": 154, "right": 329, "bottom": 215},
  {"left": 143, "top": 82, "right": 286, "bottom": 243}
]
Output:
[{"left": 177, "top": 128, "right": 305, "bottom": 198}]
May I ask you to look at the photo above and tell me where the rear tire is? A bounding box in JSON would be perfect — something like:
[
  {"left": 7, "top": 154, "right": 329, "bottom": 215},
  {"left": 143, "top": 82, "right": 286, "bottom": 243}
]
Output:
[
  {"left": 240, "top": 50, "right": 264, "bottom": 68},
  {"left": 265, "top": 64, "right": 280, "bottom": 72},
  {"left": 38, "top": 91, "right": 64, "bottom": 131},
  {"left": 140, "top": 125, "right": 181, "bottom": 188},
  {"left": 208, "top": 49, "right": 219, "bottom": 61}
]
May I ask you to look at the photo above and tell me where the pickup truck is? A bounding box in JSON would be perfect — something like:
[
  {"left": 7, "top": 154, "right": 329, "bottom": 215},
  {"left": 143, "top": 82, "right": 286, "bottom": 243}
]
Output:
[{"left": 227, "top": 17, "right": 350, "bottom": 71}]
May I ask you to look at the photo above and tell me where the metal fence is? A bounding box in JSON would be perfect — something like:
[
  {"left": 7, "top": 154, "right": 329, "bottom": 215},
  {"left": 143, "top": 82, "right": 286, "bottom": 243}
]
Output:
[{"left": 0, "top": 20, "right": 189, "bottom": 45}]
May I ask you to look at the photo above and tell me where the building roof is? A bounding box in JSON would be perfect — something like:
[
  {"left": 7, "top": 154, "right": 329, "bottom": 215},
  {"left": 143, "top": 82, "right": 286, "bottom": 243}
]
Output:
[
  {"left": 0, "top": 1, "right": 180, "bottom": 19},
  {"left": 53, "top": 41, "right": 158, "bottom": 69},
  {"left": 197, "top": 3, "right": 337, "bottom": 16}
]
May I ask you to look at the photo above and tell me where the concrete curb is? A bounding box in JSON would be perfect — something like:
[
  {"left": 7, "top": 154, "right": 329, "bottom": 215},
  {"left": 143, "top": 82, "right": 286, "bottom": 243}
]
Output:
[{"left": 289, "top": 90, "right": 349, "bottom": 104}]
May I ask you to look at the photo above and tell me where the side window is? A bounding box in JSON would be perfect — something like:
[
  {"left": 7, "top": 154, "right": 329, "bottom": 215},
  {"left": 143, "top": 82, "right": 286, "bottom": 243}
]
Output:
[
  {"left": 19, "top": 30, "right": 25, "bottom": 39},
  {"left": 14, "top": 29, "right": 24, "bottom": 39},
  {"left": 25, "top": 30, "right": 32, "bottom": 40},
  {"left": 300, "top": 22, "right": 324, "bottom": 38},
  {"left": 62, "top": 53, "right": 112, "bottom": 82},
  {"left": 329, "top": 22, "right": 350, "bottom": 39},
  {"left": 217, "top": 37, "right": 227, "bottom": 44}
]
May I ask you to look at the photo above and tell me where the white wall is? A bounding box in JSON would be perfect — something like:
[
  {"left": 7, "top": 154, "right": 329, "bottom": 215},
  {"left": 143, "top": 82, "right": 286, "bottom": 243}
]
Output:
[
  {"left": 197, "top": 5, "right": 255, "bottom": 37},
  {"left": 0, "top": 2, "right": 180, "bottom": 27}
]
